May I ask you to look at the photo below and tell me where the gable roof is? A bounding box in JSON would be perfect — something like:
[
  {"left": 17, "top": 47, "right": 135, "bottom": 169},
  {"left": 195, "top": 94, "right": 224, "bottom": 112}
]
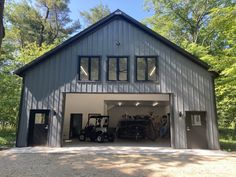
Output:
[{"left": 14, "top": 9, "right": 214, "bottom": 77}]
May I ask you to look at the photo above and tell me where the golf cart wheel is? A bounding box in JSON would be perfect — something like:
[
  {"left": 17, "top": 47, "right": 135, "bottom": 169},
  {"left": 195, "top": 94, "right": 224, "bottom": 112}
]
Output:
[
  {"left": 96, "top": 135, "right": 104, "bottom": 143},
  {"left": 79, "top": 134, "right": 86, "bottom": 141}
]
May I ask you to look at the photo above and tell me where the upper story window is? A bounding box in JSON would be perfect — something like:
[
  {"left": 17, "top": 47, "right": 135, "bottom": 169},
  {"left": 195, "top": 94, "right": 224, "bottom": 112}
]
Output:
[
  {"left": 136, "top": 56, "right": 158, "bottom": 81},
  {"left": 107, "top": 57, "right": 128, "bottom": 81},
  {"left": 78, "top": 56, "right": 100, "bottom": 81}
]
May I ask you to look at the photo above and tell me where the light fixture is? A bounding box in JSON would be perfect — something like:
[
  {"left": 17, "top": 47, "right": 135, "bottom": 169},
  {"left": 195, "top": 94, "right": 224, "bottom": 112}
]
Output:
[
  {"left": 135, "top": 102, "right": 140, "bottom": 106},
  {"left": 149, "top": 66, "right": 156, "bottom": 76},
  {"left": 179, "top": 111, "right": 183, "bottom": 117},
  {"left": 152, "top": 102, "right": 158, "bottom": 106},
  {"left": 118, "top": 102, "right": 122, "bottom": 106},
  {"left": 115, "top": 11, "right": 122, "bottom": 15},
  {"left": 80, "top": 66, "right": 88, "bottom": 76},
  {"left": 116, "top": 40, "right": 120, "bottom": 46}
]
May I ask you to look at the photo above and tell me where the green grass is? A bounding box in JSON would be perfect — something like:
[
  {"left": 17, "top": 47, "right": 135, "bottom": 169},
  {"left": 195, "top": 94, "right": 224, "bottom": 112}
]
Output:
[
  {"left": 0, "top": 127, "right": 16, "bottom": 148},
  {"left": 219, "top": 128, "right": 236, "bottom": 152}
]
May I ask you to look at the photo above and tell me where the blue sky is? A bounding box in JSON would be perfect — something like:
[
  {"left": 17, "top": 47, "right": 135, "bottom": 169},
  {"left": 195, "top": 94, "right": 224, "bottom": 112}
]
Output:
[{"left": 69, "top": 0, "right": 153, "bottom": 27}]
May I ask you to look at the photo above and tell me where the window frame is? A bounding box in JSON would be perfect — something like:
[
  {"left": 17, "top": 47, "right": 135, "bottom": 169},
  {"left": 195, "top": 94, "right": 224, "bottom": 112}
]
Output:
[
  {"left": 107, "top": 56, "right": 129, "bottom": 81},
  {"left": 135, "top": 56, "right": 159, "bottom": 82},
  {"left": 78, "top": 56, "right": 101, "bottom": 81}
]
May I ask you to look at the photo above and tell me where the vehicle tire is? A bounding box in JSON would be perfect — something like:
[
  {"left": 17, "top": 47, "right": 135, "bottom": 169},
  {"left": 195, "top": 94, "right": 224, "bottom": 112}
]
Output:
[
  {"left": 79, "top": 134, "right": 86, "bottom": 141},
  {"left": 96, "top": 134, "right": 104, "bottom": 143}
]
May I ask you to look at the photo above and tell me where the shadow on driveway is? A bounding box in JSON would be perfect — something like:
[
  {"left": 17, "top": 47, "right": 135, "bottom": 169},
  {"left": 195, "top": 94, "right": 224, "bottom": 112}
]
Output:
[{"left": 0, "top": 148, "right": 235, "bottom": 177}]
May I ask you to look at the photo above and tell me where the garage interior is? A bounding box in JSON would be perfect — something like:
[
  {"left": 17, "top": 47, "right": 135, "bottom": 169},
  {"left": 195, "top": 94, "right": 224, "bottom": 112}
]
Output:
[{"left": 62, "top": 93, "right": 171, "bottom": 147}]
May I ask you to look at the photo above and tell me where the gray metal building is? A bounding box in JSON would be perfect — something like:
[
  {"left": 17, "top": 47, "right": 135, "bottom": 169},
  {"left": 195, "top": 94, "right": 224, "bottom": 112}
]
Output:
[{"left": 15, "top": 10, "right": 220, "bottom": 149}]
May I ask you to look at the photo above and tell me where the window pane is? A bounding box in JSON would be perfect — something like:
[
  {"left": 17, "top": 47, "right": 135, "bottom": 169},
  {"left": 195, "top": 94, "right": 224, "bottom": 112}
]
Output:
[
  {"left": 119, "top": 57, "right": 127, "bottom": 81},
  {"left": 91, "top": 58, "right": 99, "bottom": 80},
  {"left": 147, "top": 58, "right": 157, "bottom": 81},
  {"left": 137, "top": 57, "right": 145, "bottom": 80},
  {"left": 35, "top": 113, "right": 45, "bottom": 124},
  {"left": 80, "top": 57, "right": 89, "bottom": 80},
  {"left": 191, "top": 115, "right": 202, "bottom": 126},
  {"left": 108, "top": 58, "right": 117, "bottom": 80}
]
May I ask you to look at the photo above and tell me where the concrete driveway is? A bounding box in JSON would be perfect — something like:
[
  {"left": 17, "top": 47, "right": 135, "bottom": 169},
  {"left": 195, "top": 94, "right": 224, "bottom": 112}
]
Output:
[{"left": 0, "top": 146, "right": 235, "bottom": 177}]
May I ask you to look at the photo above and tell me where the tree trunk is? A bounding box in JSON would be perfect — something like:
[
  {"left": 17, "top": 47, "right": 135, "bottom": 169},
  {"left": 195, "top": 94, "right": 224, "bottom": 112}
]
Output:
[
  {"left": 0, "top": 0, "right": 5, "bottom": 52},
  {"left": 39, "top": 5, "right": 49, "bottom": 47}
]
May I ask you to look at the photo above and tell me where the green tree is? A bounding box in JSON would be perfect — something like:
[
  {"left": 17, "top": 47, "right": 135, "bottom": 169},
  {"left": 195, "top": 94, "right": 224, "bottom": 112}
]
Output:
[
  {"left": 0, "top": 0, "right": 79, "bottom": 133},
  {"left": 144, "top": 0, "right": 233, "bottom": 45},
  {"left": 0, "top": 41, "right": 20, "bottom": 129},
  {"left": 80, "top": 3, "right": 110, "bottom": 26},
  {"left": 5, "top": 0, "right": 80, "bottom": 47},
  {"left": 145, "top": 0, "right": 236, "bottom": 128},
  {"left": 18, "top": 41, "right": 57, "bottom": 65},
  {"left": 0, "top": 40, "right": 57, "bottom": 129},
  {"left": 0, "top": 0, "right": 5, "bottom": 51},
  {"left": 208, "top": 6, "right": 236, "bottom": 128}
]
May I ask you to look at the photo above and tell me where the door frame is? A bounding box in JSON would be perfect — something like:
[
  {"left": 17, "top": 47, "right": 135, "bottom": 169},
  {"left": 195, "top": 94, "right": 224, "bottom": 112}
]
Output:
[
  {"left": 69, "top": 113, "right": 83, "bottom": 139},
  {"left": 61, "top": 92, "right": 174, "bottom": 147},
  {"left": 185, "top": 111, "right": 208, "bottom": 149},
  {"left": 27, "top": 109, "right": 50, "bottom": 146},
  {"left": 169, "top": 93, "right": 175, "bottom": 148}
]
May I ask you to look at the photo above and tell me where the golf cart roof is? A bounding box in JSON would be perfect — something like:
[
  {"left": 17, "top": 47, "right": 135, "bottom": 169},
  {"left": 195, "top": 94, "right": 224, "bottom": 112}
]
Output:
[
  {"left": 89, "top": 115, "right": 109, "bottom": 119},
  {"left": 119, "top": 119, "right": 150, "bottom": 122}
]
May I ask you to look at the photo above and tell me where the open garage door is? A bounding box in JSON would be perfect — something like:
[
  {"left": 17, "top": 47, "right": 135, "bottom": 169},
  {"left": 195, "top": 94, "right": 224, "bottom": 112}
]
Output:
[
  {"left": 105, "top": 100, "right": 170, "bottom": 146},
  {"left": 62, "top": 93, "right": 171, "bottom": 147}
]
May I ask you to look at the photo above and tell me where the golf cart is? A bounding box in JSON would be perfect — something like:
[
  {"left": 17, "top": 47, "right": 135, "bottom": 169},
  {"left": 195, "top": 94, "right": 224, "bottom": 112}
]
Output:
[{"left": 79, "top": 114, "right": 115, "bottom": 143}]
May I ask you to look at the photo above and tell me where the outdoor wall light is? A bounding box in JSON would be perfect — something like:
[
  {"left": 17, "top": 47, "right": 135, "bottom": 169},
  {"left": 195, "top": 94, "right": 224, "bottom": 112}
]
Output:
[
  {"left": 135, "top": 102, "right": 140, "bottom": 106},
  {"left": 53, "top": 110, "right": 57, "bottom": 116},
  {"left": 179, "top": 111, "right": 183, "bottom": 117},
  {"left": 152, "top": 102, "right": 158, "bottom": 106},
  {"left": 118, "top": 102, "right": 122, "bottom": 106},
  {"left": 116, "top": 40, "right": 120, "bottom": 46}
]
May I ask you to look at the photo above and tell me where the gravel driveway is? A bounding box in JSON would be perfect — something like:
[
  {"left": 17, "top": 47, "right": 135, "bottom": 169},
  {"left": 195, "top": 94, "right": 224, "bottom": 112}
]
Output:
[{"left": 0, "top": 147, "right": 235, "bottom": 177}]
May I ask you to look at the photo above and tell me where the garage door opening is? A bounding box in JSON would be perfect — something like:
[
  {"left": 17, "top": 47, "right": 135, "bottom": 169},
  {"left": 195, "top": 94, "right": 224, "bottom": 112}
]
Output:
[
  {"left": 62, "top": 93, "right": 171, "bottom": 147},
  {"left": 105, "top": 100, "right": 170, "bottom": 146}
]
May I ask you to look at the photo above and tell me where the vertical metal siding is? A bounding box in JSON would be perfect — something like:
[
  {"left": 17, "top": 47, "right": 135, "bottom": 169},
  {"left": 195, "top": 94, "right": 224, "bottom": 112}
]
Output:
[{"left": 16, "top": 18, "right": 219, "bottom": 149}]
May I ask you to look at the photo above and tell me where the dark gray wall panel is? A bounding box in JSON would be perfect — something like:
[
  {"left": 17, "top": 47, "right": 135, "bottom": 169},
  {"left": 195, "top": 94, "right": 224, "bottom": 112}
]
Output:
[{"left": 17, "top": 18, "right": 219, "bottom": 149}]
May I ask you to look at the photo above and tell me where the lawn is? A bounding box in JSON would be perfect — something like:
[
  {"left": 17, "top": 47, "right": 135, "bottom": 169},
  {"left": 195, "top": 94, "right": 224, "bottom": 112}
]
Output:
[
  {"left": 0, "top": 127, "right": 16, "bottom": 148},
  {"left": 219, "top": 128, "right": 236, "bottom": 152}
]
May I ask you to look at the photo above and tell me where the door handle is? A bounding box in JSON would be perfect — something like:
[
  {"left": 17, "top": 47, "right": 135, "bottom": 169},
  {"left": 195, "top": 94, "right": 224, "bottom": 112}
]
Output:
[{"left": 186, "top": 126, "right": 191, "bottom": 131}]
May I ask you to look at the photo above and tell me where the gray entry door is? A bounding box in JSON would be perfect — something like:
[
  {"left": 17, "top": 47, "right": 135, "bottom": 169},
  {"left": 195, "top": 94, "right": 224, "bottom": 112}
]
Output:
[
  {"left": 186, "top": 111, "right": 208, "bottom": 149},
  {"left": 28, "top": 110, "right": 50, "bottom": 146}
]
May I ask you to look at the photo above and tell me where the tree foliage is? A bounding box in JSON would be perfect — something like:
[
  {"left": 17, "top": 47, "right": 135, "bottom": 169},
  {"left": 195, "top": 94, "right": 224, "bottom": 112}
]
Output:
[
  {"left": 0, "top": 0, "right": 5, "bottom": 51},
  {"left": 5, "top": 0, "right": 80, "bottom": 47},
  {"left": 80, "top": 3, "right": 110, "bottom": 26},
  {"left": 0, "top": 41, "right": 20, "bottom": 128},
  {"left": 145, "top": 0, "right": 236, "bottom": 128},
  {"left": 18, "top": 42, "right": 58, "bottom": 65},
  {"left": 0, "top": 0, "right": 80, "bottom": 129}
]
